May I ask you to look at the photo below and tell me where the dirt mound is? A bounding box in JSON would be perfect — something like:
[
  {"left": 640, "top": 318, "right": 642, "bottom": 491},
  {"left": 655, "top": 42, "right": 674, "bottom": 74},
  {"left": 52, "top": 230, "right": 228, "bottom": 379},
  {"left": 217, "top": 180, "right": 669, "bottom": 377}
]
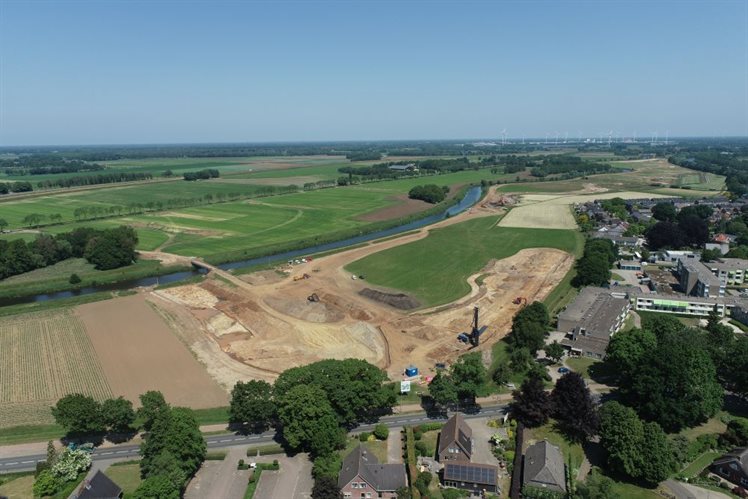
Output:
[
  {"left": 264, "top": 296, "right": 344, "bottom": 323},
  {"left": 240, "top": 270, "right": 286, "bottom": 286},
  {"left": 360, "top": 288, "right": 420, "bottom": 310}
]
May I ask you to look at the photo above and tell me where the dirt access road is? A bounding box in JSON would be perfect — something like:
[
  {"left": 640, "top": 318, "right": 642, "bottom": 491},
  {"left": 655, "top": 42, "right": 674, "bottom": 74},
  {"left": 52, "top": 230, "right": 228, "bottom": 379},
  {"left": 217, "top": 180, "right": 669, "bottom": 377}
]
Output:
[{"left": 149, "top": 186, "right": 574, "bottom": 383}]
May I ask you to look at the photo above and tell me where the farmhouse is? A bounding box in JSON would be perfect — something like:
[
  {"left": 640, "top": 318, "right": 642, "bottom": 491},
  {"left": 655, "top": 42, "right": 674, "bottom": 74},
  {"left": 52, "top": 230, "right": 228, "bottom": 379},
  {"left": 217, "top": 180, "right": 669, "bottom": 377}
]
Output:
[
  {"left": 558, "top": 287, "right": 630, "bottom": 359},
  {"left": 339, "top": 446, "right": 407, "bottom": 499},
  {"left": 710, "top": 448, "right": 748, "bottom": 490},
  {"left": 438, "top": 413, "right": 473, "bottom": 462},
  {"left": 523, "top": 440, "right": 567, "bottom": 494}
]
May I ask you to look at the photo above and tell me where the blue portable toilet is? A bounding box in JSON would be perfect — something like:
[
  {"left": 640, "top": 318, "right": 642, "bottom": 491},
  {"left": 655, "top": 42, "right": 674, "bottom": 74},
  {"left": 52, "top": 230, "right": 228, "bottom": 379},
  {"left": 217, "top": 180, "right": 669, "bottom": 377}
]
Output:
[{"left": 405, "top": 365, "right": 418, "bottom": 377}]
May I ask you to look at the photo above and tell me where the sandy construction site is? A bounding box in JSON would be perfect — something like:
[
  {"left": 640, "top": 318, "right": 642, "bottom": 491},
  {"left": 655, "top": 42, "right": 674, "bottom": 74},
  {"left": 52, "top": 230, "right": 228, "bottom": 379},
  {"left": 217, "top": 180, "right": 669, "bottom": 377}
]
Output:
[{"left": 144, "top": 188, "right": 575, "bottom": 384}]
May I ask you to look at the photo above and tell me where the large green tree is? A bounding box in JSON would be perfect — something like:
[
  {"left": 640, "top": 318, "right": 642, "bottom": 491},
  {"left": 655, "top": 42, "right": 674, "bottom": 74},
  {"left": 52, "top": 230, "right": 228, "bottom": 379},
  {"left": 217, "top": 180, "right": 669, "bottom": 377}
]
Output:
[
  {"left": 51, "top": 394, "right": 104, "bottom": 435},
  {"left": 428, "top": 371, "right": 458, "bottom": 409},
  {"left": 605, "top": 328, "right": 657, "bottom": 380},
  {"left": 625, "top": 330, "right": 723, "bottom": 431},
  {"left": 277, "top": 385, "right": 344, "bottom": 456},
  {"left": 274, "top": 359, "right": 395, "bottom": 426},
  {"left": 450, "top": 353, "right": 487, "bottom": 402},
  {"left": 101, "top": 397, "right": 135, "bottom": 433},
  {"left": 137, "top": 391, "right": 169, "bottom": 432},
  {"left": 140, "top": 407, "right": 206, "bottom": 483},
  {"left": 598, "top": 401, "right": 675, "bottom": 485},
  {"left": 132, "top": 474, "right": 180, "bottom": 499},
  {"left": 229, "top": 380, "right": 276, "bottom": 430}
]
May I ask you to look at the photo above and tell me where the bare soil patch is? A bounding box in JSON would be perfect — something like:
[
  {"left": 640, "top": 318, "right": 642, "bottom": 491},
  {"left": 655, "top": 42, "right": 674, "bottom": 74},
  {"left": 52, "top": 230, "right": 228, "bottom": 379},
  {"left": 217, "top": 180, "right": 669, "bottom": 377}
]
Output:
[
  {"left": 240, "top": 270, "right": 286, "bottom": 286},
  {"left": 358, "top": 195, "right": 432, "bottom": 222},
  {"left": 77, "top": 294, "right": 228, "bottom": 408},
  {"left": 359, "top": 288, "right": 420, "bottom": 310}
]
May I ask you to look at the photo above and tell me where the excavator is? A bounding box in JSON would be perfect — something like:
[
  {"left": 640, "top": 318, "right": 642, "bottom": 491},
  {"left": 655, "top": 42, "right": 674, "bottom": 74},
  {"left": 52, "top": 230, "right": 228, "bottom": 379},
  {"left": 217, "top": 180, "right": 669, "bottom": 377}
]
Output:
[{"left": 512, "top": 296, "right": 528, "bottom": 307}]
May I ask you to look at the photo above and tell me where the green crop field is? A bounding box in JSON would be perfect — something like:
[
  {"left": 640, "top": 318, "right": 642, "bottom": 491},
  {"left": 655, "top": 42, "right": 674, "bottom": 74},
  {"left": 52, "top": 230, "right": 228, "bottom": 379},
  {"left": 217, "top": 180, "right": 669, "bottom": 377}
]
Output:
[
  {"left": 0, "top": 309, "right": 112, "bottom": 428},
  {"left": 345, "top": 216, "right": 581, "bottom": 307}
]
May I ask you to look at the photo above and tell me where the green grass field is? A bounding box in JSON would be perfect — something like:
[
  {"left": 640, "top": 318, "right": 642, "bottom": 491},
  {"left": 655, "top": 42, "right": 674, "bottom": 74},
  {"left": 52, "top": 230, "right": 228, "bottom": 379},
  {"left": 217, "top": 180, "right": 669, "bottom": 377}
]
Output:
[
  {"left": 345, "top": 216, "right": 580, "bottom": 307},
  {"left": 105, "top": 463, "right": 142, "bottom": 496}
]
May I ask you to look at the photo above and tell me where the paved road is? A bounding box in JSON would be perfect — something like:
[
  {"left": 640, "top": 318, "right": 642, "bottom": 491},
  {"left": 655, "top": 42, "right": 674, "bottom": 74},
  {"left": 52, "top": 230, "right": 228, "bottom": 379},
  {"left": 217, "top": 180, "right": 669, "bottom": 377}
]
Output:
[
  {"left": 665, "top": 479, "right": 733, "bottom": 499},
  {"left": 0, "top": 404, "right": 508, "bottom": 473}
]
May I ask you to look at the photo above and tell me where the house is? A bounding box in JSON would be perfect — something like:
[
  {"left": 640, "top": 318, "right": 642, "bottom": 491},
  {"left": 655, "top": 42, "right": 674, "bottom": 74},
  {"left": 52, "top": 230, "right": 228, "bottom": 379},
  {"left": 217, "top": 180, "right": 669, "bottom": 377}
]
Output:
[
  {"left": 523, "top": 440, "right": 567, "bottom": 494},
  {"left": 339, "top": 446, "right": 407, "bottom": 499},
  {"left": 558, "top": 287, "right": 630, "bottom": 360},
  {"left": 438, "top": 414, "right": 473, "bottom": 462},
  {"left": 617, "top": 259, "right": 642, "bottom": 271},
  {"left": 76, "top": 470, "right": 123, "bottom": 499},
  {"left": 711, "top": 448, "right": 748, "bottom": 490},
  {"left": 442, "top": 462, "right": 499, "bottom": 494}
]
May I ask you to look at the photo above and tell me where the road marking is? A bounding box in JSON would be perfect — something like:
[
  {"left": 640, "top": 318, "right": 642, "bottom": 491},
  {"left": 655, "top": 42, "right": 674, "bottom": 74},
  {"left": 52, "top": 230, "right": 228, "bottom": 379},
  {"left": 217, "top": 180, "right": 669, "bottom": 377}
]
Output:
[
  {"left": 20, "top": 460, "right": 33, "bottom": 464},
  {"left": 115, "top": 450, "right": 129, "bottom": 454},
  {"left": 5, "top": 462, "right": 18, "bottom": 465}
]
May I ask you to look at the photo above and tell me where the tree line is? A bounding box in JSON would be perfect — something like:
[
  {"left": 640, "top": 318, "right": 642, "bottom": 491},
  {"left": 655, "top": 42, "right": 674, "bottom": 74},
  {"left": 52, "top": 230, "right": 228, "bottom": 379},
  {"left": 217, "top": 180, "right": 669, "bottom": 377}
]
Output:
[
  {"left": 183, "top": 169, "right": 220, "bottom": 181},
  {"left": 36, "top": 171, "right": 152, "bottom": 189},
  {"left": 0, "top": 226, "right": 138, "bottom": 279},
  {"left": 529, "top": 156, "right": 611, "bottom": 178},
  {"left": 0, "top": 155, "right": 104, "bottom": 175},
  {"left": 49, "top": 390, "right": 205, "bottom": 498},
  {"left": 0, "top": 181, "right": 33, "bottom": 194}
]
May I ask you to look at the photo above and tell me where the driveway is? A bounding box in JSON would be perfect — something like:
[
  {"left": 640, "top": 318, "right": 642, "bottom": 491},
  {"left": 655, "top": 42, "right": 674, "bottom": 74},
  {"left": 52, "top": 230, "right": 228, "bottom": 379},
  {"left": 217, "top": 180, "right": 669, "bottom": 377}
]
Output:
[
  {"left": 664, "top": 479, "right": 733, "bottom": 499},
  {"left": 387, "top": 427, "right": 403, "bottom": 463},
  {"left": 185, "top": 447, "right": 250, "bottom": 499},
  {"left": 465, "top": 417, "right": 501, "bottom": 466},
  {"left": 254, "top": 453, "right": 313, "bottom": 499}
]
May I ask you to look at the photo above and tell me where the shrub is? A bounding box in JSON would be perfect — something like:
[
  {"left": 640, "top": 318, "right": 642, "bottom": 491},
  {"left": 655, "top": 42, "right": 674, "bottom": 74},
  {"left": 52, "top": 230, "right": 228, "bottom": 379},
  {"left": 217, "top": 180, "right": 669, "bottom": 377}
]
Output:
[
  {"left": 413, "top": 430, "right": 423, "bottom": 441},
  {"left": 238, "top": 459, "right": 246, "bottom": 470},
  {"left": 359, "top": 432, "right": 370, "bottom": 442},
  {"left": 69, "top": 273, "right": 81, "bottom": 284},
  {"left": 373, "top": 424, "right": 389, "bottom": 440},
  {"left": 51, "top": 449, "right": 91, "bottom": 481},
  {"left": 415, "top": 441, "right": 429, "bottom": 457},
  {"left": 33, "top": 470, "right": 62, "bottom": 497}
]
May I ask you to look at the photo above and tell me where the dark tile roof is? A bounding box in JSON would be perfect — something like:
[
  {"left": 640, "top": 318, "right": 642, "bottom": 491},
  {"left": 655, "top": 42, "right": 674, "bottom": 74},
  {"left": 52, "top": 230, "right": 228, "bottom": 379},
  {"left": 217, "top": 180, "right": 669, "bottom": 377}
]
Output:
[
  {"left": 438, "top": 414, "right": 473, "bottom": 458},
  {"left": 712, "top": 447, "right": 748, "bottom": 474},
  {"left": 523, "top": 440, "right": 566, "bottom": 492},
  {"left": 338, "top": 445, "right": 407, "bottom": 492},
  {"left": 77, "top": 470, "right": 122, "bottom": 499},
  {"left": 443, "top": 462, "right": 498, "bottom": 486}
]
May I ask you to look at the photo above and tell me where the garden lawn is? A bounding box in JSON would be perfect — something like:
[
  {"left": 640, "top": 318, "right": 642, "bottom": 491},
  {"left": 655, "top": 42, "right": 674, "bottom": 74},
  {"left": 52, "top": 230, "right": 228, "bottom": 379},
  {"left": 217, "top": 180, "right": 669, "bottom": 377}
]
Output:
[
  {"left": 105, "top": 463, "right": 142, "bottom": 496},
  {"left": 565, "top": 357, "right": 599, "bottom": 379},
  {"left": 681, "top": 451, "right": 721, "bottom": 478},
  {"left": 0, "top": 474, "right": 34, "bottom": 499},
  {"left": 346, "top": 216, "right": 580, "bottom": 307}
]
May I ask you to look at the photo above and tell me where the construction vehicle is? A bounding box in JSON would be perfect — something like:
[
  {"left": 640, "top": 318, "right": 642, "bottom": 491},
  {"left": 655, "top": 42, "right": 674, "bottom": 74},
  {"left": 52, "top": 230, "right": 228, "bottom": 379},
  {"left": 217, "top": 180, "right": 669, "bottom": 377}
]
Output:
[
  {"left": 457, "top": 333, "right": 470, "bottom": 343},
  {"left": 293, "top": 273, "right": 311, "bottom": 281},
  {"left": 512, "top": 296, "right": 528, "bottom": 306},
  {"left": 307, "top": 293, "right": 320, "bottom": 302},
  {"left": 469, "top": 306, "right": 487, "bottom": 346}
]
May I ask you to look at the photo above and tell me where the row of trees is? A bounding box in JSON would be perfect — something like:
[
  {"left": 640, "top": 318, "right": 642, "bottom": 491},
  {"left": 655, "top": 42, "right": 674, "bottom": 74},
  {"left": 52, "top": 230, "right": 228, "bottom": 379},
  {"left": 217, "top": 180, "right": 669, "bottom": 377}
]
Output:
[
  {"left": 529, "top": 156, "right": 611, "bottom": 178},
  {"left": 228, "top": 359, "right": 396, "bottom": 497},
  {"left": 49, "top": 390, "right": 205, "bottom": 499},
  {"left": 408, "top": 184, "right": 449, "bottom": 204},
  {"left": 571, "top": 238, "right": 617, "bottom": 287},
  {"left": 36, "top": 171, "right": 152, "bottom": 189},
  {"left": 0, "top": 225, "right": 138, "bottom": 279},
  {"left": 0, "top": 181, "right": 33, "bottom": 194},
  {"left": 0, "top": 154, "right": 104, "bottom": 175},
  {"left": 183, "top": 169, "right": 219, "bottom": 181}
]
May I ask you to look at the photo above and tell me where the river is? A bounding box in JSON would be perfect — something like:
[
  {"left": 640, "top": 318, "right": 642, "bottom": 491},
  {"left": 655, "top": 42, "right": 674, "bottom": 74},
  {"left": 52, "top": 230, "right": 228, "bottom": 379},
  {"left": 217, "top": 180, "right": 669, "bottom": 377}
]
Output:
[{"left": 0, "top": 185, "right": 483, "bottom": 307}]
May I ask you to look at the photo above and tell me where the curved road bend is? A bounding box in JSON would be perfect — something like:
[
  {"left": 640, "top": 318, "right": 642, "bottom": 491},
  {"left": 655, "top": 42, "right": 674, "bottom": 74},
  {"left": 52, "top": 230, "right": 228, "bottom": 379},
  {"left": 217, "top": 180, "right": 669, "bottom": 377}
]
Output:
[{"left": 0, "top": 405, "right": 508, "bottom": 473}]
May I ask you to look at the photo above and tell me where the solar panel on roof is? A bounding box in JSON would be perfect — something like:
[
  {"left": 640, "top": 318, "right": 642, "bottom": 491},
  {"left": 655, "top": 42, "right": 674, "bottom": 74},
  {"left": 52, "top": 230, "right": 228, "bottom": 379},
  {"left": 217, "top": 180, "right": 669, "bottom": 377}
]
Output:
[{"left": 444, "top": 463, "right": 497, "bottom": 485}]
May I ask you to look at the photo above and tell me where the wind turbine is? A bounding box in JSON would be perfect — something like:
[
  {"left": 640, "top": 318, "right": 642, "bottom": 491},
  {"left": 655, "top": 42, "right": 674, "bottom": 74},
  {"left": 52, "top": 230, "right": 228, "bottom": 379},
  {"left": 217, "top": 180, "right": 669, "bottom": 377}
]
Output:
[
  {"left": 500, "top": 129, "right": 508, "bottom": 146},
  {"left": 664, "top": 130, "right": 669, "bottom": 145},
  {"left": 651, "top": 131, "right": 658, "bottom": 145},
  {"left": 564, "top": 132, "right": 569, "bottom": 144},
  {"left": 607, "top": 130, "right": 613, "bottom": 147}
]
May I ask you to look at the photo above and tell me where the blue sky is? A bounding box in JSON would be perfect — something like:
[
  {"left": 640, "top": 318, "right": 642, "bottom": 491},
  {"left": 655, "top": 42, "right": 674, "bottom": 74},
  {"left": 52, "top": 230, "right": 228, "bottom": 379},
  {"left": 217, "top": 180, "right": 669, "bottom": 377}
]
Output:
[{"left": 0, "top": 0, "right": 746, "bottom": 145}]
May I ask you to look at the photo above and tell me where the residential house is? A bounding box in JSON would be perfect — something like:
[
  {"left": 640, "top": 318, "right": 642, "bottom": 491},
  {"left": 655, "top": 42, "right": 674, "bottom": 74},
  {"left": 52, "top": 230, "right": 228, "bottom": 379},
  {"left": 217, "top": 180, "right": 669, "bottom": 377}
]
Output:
[
  {"left": 442, "top": 462, "right": 499, "bottom": 494},
  {"left": 76, "top": 470, "right": 123, "bottom": 499},
  {"left": 711, "top": 448, "right": 748, "bottom": 490},
  {"left": 523, "top": 440, "right": 567, "bottom": 494},
  {"left": 438, "top": 414, "right": 473, "bottom": 463},
  {"left": 339, "top": 446, "right": 407, "bottom": 499}
]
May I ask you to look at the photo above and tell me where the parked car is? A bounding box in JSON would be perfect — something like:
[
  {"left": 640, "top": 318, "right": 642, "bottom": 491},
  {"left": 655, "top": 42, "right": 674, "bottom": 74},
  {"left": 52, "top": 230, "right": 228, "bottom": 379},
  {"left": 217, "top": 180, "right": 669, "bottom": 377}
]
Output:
[{"left": 558, "top": 367, "right": 570, "bottom": 374}]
